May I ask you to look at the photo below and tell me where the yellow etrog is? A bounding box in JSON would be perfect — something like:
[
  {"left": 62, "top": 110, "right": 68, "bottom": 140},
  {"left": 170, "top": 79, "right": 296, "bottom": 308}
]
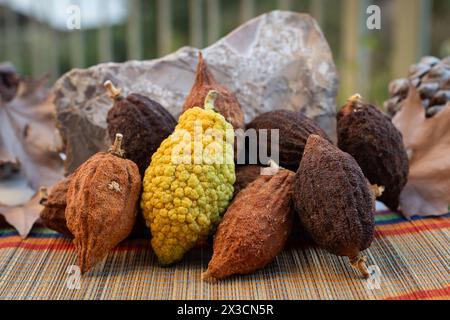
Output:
[{"left": 141, "top": 90, "right": 235, "bottom": 265}]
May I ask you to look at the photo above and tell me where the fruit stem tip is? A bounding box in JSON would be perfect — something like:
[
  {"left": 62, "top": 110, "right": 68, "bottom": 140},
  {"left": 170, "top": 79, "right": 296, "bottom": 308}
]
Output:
[
  {"left": 104, "top": 80, "right": 122, "bottom": 100},
  {"left": 109, "top": 133, "right": 125, "bottom": 157},
  {"left": 348, "top": 93, "right": 362, "bottom": 103}
]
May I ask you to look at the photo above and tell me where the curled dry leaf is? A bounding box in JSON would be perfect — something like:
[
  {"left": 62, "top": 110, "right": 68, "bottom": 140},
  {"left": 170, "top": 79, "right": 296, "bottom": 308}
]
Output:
[
  {"left": 392, "top": 86, "right": 450, "bottom": 218},
  {"left": 182, "top": 52, "right": 245, "bottom": 131},
  {"left": 0, "top": 72, "right": 64, "bottom": 189},
  {"left": 0, "top": 191, "right": 43, "bottom": 238},
  {"left": 0, "top": 67, "right": 64, "bottom": 237}
]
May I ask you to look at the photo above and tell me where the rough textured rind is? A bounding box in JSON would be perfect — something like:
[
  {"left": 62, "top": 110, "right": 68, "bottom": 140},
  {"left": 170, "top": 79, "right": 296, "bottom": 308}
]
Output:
[
  {"left": 141, "top": 93, "right": 235, "bottom": 265},
  {"left": 107, "top": 92, "right": 176, "bottom": 176},
  {"left": 233, "top": 165, "right": 263, "bottom": 196},
  {"left": 183, "top": 53, "right": 244, "bottom": 130},
  {"left": 384, "top": 55, "right": 450, "bottom": 117},
  {"left": 293, "top": 135, "right": 375, "bottom": 278},
  {"left": 246, "top": 110, "right": 331, "bottom": 171},
  {"left": 40, "top": 176, "right": 72, "bottom": 237},
  {"left": 53, "top": 11, "right": 338, "bottom": 173},
  {"left": 203, "top": 168, "right": 294, "bottom": 280},
  {"left": 337, "top": 98, "right": 409, "bottom": 211},
  {"left": 66, "top": 149, "right": 141, "bottom": 273}
]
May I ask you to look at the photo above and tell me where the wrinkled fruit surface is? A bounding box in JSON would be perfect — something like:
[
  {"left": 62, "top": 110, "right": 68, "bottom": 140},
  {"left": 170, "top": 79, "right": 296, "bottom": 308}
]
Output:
[
  {"left": 293, "top": 135, "right": 375, "bottom": 278},
  {"left": 107, "top": 93, "right": 176, "bottom": 176},
  {"left": 337, "top": 97, "right": 409, "bottom": 211},
  {"left": 182, "top": 52, "right": 245, "bottom": 131},
  {"left": 203, "top": 167, "right": 294, "bottom": 280},
  {"left": 246, "top": 110, "right": 331, "bottom": 171},
  {"left": 66, "top": 151, "right": 141, "bottom": 273},
  {"left": 40, "top": 176, "right": 72, "bottom": 237},
  {"left": 141, "top": 99, "right": 235, "bottom": 265}
]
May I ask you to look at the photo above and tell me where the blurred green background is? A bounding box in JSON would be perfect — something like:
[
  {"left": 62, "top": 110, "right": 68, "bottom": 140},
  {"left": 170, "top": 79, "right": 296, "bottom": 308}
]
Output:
[{"left": 0, "top": 0, "right": 449, "bottom": 107}]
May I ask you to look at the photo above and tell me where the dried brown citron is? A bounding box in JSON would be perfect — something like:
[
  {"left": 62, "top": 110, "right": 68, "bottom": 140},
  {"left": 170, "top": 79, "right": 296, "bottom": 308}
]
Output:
[
  {"left": 246, "top": 110, "right": 331, "bottom": 171},
  {"left": 105, "top": 81, "right": 177, "bottom": 176},
  {"left": 293, "top": 135, "right": 376, "bottom": 279},
  {"left": 337, "top": 94, "right": 409, "bottom": 211},
  {"left": 40, "top": 177, "right": 72, "bottom": 237},
  {"left": 66, "top": 134, "right": 141, "bottom": 273},
  {"left": 203, "top": 161, "right": 294, "bottom": 281},
  {"left": 182, "top": 52, "right": 245, "bottom": 130}
]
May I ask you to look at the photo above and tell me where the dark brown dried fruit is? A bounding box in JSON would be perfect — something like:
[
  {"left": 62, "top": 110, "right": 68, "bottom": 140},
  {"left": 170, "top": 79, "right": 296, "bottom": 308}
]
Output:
[
  {"left": 66, "top": 134, "right": 141, "bottom": 273},
  {"left": 337, "top": 95, "right": 409, "bottom": 211},
  {"left": 245, "top": 110, "right": 331, "bottom": 171},
  {"left": 293, "top": 135, "right": 375, "bottom": 279},
  {"left": 105, "top": 81, "right": 177, "bottom": 176},
  {"left": 40, "top": 176, "right": 72, "bottom": 237},
  {"left": 182, "top": 52, "right": 245, "bottom": 130},
  {"left": 0, "top": 63, "right": 20, "bottom": 102},
  {"left": 203, "top": 161, "right": 294, "bottom": 281},
  {"left": 385, "top": 56, "right": 450, "bottom": 117},
  {"left": 233, "top": 165, "right": 264, "bottom": 196}
]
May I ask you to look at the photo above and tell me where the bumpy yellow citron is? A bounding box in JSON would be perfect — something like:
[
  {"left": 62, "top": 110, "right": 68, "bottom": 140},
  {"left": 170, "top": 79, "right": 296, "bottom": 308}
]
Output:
[{"left": 141, "top": 90, "right": 235, "bottom": 265}]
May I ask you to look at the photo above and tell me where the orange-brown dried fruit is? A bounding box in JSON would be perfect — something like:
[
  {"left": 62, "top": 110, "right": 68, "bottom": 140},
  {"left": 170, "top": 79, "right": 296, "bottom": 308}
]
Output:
[
  {"left": 246, "top": 110, "right": 331, "bottom": 171},
  {"left": 66, "top": 134, "right": 141, "bottom": 273},
  {"left": 293, "top": 135, "right": 375, "bottom": 279},
  {"left": 203, "top": 161, "right": 294, "bottom": 281},
  {"left": 105, "top": 81, "right": 176, "bottom": 176},
  {"left": 337, "top": 94, "right": 409, "bottom": 211},
  {"left": 40, "top": 176, "right": 72, "bottom": 237},
  {"left": 182, "top": 52, "right": 245, "bottom": 130}
]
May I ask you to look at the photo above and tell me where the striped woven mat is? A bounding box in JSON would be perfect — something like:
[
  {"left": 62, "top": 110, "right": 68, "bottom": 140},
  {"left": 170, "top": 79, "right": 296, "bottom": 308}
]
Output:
[{"left": 0, "top": 211, "right": 449, "bottom": 300}]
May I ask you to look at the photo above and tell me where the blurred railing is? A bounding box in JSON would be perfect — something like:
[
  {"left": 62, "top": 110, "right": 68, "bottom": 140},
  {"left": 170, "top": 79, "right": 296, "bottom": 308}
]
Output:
[{"left": 0, "top": 0, "right": 437, "bottom": 105}]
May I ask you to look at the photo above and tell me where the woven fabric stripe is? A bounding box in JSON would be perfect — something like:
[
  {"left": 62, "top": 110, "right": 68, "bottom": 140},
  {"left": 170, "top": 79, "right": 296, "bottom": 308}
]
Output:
[{"left": 0, "top": 212, "right": 449, "bottom": 300}]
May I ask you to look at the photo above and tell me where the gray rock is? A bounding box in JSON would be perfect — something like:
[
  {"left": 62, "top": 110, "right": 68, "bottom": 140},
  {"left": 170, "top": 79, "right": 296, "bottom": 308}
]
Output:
[{"left": 53, "top": 10, "right": 338, "bottom": 173}]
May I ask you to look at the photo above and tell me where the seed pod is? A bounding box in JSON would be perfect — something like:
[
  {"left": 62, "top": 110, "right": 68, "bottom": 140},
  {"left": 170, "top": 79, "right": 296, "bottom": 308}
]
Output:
[
  {"left": 293, "top": 135, "right": 375, "bottom": 279},
  {"left": 203, "top": 161, "right": 294, "bottom": 281},
  {"left": 233, "top": 165, "right": 264, "bottom": 196},
  {"left": 182, "top": 52, "right": 245, "bottom": 131},
  {"left": 40, "top": 177, "right": 72, "bottom": 237},
  {"left": 66, "top": 134, "right": 141, "bottom": 273},
  {"left": 337, "top": 94, "right": 409, "bottom": 211},
  {"left": 105, "top": 81, "right": 177, "bottom": 176},
  {"left": 385, "top": 56, "right": 450, "bottom": 117},
  {"left": 246, "top": 110, "right": 331, "bottom": 171}
]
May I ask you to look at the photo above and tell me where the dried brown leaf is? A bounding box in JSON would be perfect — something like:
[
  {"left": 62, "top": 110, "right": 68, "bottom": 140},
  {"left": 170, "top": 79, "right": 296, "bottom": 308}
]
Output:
[
  {"left": 393, "top": 86, "right": 450, "bottom": 217},
  {"left": 0, "top": 68, "right": 64, "bottom": 237},
  {"left": 0, "top": 74, "right": 64, "bottom": 189},
  {"left": 0, "top": 191, "right": 43, "bottom": 238}
]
